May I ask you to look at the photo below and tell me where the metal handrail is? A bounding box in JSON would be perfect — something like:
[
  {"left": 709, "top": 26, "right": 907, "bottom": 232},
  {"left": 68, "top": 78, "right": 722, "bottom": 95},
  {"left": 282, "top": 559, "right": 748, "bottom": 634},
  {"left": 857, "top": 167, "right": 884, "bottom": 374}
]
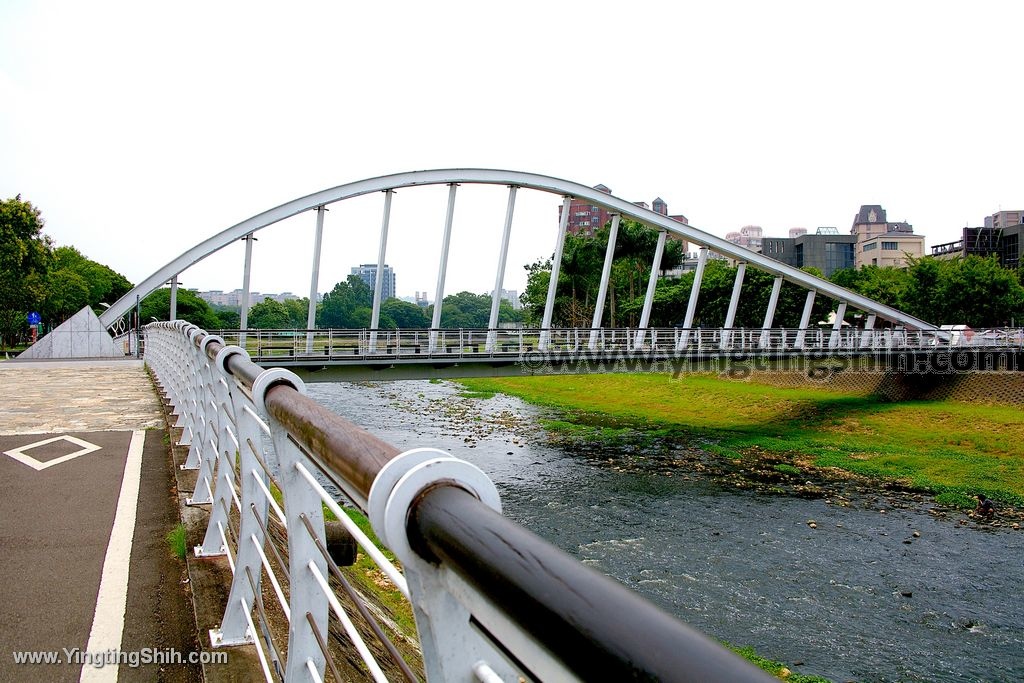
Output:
[
  {"left": 144, "top": 318, "right": 787, "bottom": 682},
  {"left": 208, "top": 325, "right": 1024, "bottom": 363}
]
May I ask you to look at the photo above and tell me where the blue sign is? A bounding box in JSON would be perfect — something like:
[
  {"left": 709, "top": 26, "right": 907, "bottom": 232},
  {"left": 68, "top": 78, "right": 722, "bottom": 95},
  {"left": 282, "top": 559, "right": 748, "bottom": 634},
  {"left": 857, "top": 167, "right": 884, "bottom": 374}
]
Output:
[{"left": 27, "top": 312, "right": 41, "bottom": 325}]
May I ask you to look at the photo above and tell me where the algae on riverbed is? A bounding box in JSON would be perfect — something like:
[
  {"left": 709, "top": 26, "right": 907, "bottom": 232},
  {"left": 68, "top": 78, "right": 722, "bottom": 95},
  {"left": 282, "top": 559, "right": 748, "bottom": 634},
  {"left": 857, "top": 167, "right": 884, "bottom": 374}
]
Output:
[{"left": 458, "top": 373, "right": 1024, "bottom": 509}]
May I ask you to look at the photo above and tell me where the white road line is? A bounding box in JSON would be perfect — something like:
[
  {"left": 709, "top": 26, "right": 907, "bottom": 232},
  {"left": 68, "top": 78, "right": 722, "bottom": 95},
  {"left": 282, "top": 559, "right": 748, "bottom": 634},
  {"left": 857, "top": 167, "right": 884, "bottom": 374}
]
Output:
[{"left": 80, "top": 429, "right": 146, "bottom": 683}]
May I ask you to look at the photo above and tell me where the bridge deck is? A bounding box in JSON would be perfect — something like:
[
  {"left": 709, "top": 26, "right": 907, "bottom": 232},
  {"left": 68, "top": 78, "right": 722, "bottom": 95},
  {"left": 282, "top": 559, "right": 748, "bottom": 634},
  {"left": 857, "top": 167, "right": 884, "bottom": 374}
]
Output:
[{"left": 0, "top": 360, "right": 201, "bottom": 682}]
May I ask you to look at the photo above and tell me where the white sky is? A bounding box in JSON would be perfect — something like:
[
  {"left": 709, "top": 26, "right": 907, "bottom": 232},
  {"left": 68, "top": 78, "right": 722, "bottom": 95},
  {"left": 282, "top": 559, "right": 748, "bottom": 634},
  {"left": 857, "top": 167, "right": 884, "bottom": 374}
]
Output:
[{"left": 2, "top": 1, "right": 1022, "bottom": 302}]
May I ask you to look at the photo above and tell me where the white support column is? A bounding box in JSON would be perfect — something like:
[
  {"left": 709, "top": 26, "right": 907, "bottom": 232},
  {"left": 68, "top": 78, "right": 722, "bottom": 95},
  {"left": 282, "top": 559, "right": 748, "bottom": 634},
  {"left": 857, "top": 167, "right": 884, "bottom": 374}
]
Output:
[
  {"left": 860, "top": 313, "right": 877, "bottom": 349},
  {"left": 369, "top": 190, "right": 394, "bottom": 353},
  {"left": 430, "top": 184, "right": 458, "bottom": 353},
  {"left": 758, "top": 276, "right": 784, "bottom": 348},
  {"left": 588, "top": 214, "right": 620, "bottom": 351},
  {"left": 635, "top": 229, "right": 667, "bottom": 350},
  {"left": 213, "top": 349, "right": 270, "bottom": 645},
  {"left": 794, "top": 290, "right": 816, "bottom": 349},
  {"left": 830, "top": 301, "right": 848, "bottom": 348},
  {"left": 720, "top": 262, "right": 746, "bottom": 350},
  {"left": 169, "top": 275, "right": 179, "bottom": 321},
  {"left": 239, "top": 234, "right": 255, "bottom": 346},
  {"left": 305, "top": 206, "right": 326, "bottom": 354},
  {"left": 486, "top": 187, "right": 518, "bottom": 352},
  {"left": 677, "top": 247, "right": 708, "bottom": 350},
  {"left": 539, "top": 197, "right": 572, "bottom": 351}
]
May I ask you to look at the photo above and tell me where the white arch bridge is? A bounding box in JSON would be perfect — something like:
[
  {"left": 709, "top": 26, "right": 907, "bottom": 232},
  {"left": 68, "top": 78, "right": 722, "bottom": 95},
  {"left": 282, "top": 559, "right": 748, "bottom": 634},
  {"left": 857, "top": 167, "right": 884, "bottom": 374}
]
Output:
[
  {"left": 127, "top": 171, "right": 1022, "bottom": 681},
  {"left": 101, "top": 168, "right": 969, "bottom": 378}
]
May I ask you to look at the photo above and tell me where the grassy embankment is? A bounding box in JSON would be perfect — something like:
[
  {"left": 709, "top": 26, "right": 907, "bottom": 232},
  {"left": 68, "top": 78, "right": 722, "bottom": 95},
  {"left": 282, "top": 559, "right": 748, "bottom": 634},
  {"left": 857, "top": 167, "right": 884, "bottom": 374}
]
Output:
[{"left": 458, "top": 373, "right": 1024, "bottom": 509}]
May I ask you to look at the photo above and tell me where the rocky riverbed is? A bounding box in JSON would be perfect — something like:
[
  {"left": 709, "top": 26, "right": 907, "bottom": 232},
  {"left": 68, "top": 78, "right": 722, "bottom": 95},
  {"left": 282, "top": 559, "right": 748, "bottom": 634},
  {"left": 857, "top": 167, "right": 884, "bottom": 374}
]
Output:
[{"left": 309, "top": 379, "right": 1024, "bottom": 683}]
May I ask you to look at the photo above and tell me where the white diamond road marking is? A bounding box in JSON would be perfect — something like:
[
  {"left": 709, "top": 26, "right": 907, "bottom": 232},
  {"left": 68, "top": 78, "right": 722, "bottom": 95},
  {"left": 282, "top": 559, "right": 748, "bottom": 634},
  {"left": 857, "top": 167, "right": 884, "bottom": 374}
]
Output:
[{"left": 3, "top": 435, "right": 102, "bottom": 471}]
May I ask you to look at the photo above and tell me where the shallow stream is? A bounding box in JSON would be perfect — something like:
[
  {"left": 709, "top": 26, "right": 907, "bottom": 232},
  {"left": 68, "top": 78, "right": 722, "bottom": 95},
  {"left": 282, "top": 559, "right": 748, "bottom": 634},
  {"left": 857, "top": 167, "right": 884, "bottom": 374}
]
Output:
[{"left": 308, "top": 379, "right": 1024, "bottom": 683}]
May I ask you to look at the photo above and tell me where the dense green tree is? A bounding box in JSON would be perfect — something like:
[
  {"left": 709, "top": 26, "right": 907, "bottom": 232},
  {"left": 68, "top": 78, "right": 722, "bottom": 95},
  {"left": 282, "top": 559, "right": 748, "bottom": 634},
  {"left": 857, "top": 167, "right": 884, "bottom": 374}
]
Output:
[
  {"left": 42, "top": 268, "right": 91, "bottom": 323},
  {"left": 519, "top": 259, "right": 552, "bottom": 327},
  {"left": 140, "top": 288, "right": 221, "bottom": 330},
  {"left": 521, "top": 220, "right": 683, "bottom": 328},
  {"left": 833, "top": 257, "right": 1024, "bottom": 328},
  {"left": 380, "top": 299, "right": 429, "bottom": 329},
  {"left": 209, "top": 304, "right": 241, "bottom": 328},
  {"left": 831, "top": 265, "right": 912, "bottom": 316},
  {"left": 318, "top": 275, "right": 374, "bottom": 328},
  {"left": 282, "top": 298, "right": 312, "bottom": 327},
  {"left": 918, "top": 256, "right": 1023, "bottom": 327},
  {"left": 0, "top": 195, "right": 51, "bottom": 344},
  {"left": 424, "top": 291, "right": 520, "bottom": 329},
  {"left": 247, "top": 298, "right": 293, "bottom": 328},
  {"left": 50, "top": 246, "right": 133, "bottom": 310}
]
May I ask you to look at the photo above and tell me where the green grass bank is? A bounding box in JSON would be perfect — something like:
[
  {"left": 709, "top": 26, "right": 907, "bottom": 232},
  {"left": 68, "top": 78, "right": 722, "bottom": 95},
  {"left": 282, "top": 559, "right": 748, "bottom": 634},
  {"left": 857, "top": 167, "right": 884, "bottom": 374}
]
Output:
[{"left": 458, "top": 373, "right": 1024, "bottom": 509}]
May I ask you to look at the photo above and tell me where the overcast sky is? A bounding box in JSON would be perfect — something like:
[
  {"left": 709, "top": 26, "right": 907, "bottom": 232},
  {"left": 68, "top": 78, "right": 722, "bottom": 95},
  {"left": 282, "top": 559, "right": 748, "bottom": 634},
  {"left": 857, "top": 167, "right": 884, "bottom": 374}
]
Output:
[{"left": 2, "top": 1, "right": 1022, "bottom": 303}]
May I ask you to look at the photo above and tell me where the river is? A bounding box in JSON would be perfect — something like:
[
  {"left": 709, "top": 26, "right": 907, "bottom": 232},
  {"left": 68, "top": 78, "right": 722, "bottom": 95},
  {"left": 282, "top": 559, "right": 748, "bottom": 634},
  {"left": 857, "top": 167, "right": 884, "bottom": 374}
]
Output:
[{"left": 307, "top": 379, "right": 1024, "bottom": 683}]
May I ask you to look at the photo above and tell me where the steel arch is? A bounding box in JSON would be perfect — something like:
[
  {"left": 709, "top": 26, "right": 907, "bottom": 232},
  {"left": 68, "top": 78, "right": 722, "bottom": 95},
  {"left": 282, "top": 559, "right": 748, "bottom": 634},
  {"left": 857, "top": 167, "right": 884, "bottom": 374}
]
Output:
[{"left": 100, "top": 168, "right": 937, "bottom": 330}]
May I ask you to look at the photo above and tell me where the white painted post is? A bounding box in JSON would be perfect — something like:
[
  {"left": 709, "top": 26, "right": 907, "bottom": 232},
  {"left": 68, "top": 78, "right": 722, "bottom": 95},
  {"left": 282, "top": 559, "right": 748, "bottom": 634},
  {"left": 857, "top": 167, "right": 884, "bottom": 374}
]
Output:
[
  {"left": 794, "top": 290, "right": 816, "bottom": 349},
  {"left": 758, "top": 276, "right": 784, "bottom": 348},
  {"left": 369, "top": 190, "right": 394, "bottom": 353},
  {"left": 239, "top": 234, "right": 255, "bottom": 347},
  {"left": 830, "top": 301, "right": 848, "bottom": 348},
  {"left": 430, "top": 184, "right": 458, "bottom": 353},
  {"left": 635, "top": 229, "right": 667, "bottom": 350},
  {"left": 678, "top": 247, "right": 708, "bottom": 350},
  {"left": 588, "top": 214, "right": 620, "bottom": 351},
  {"left": 486, "top": 187, "right": 517, "bottom": 352},
  {"left": 169, "top": 275, "right": 179, "bottom": 321},
  {"left": 214, "top": 350, "right": 271, "bottom": 645},
  {"left": 540, "top": 197, "right": 572, "bottom": 351},
  {"left": 721, "top": 263, "right": 746, "bottom": 350},
  {"left": 306, "top": 206, "right": 326, "bottom": 354},
  {"left": 271, "top": 410, "right": 328, "bottom": 681},
  {"left": 860, "top": 313, "right": 876, "bottom": 349}
]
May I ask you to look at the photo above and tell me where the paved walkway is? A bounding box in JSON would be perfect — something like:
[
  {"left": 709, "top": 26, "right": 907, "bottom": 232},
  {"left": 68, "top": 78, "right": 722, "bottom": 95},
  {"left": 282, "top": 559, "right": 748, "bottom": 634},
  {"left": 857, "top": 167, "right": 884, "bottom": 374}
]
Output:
[{"left": 0, "top": 359, "right": 202, "bottom": 682}]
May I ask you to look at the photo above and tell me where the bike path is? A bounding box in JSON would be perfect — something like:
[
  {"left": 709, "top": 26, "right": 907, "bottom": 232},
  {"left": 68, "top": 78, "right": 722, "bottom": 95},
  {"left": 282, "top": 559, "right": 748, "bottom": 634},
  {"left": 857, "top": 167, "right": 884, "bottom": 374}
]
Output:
[{"left": 0, "top": 360, "right": 202, "bottom": 681}]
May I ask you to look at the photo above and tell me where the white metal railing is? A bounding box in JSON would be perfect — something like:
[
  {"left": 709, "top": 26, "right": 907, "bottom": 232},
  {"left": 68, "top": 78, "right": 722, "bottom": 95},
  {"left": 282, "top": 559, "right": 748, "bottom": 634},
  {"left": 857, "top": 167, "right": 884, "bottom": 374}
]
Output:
[
  {"left": 206, "top": 326, "right": 1024, "bottom": 363},
  {"left": 144, "top": 320, "right": 777, "bottom": 683}
]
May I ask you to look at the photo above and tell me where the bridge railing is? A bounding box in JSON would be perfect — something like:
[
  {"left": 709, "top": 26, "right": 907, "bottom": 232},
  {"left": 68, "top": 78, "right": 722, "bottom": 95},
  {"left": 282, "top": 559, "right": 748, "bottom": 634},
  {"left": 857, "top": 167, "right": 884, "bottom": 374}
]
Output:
[
  {"left": 144, "top": 320, "right": 775, "bottom": 682},
  {"left": 210, "top": 326, "right": 1024, "bottom": 362}
]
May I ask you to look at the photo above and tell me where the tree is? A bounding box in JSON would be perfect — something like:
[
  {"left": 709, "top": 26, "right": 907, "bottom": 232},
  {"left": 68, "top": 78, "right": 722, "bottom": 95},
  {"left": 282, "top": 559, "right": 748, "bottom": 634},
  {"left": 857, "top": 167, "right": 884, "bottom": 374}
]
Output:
[
  {"left": 140, "top": 288, "right": 221, "bottom": 330},
  {"left": 830, "top": 265, "right": 912, "bottom": 321},
  {"left": 318, "top": 275, "right": 374, "bottom": 328},
  {"left": 51, "top": 246, "right": 132, "bottom": 308},
  {"left": 214, "top": 308, "right": 241, "bottom": 328},
  {"left": 247, "top": 298, "right": 293, "bottom": 328},
  {"left": 0, "top": 195, "right": 51, "bottom": 344},
  {"left": 923, "top": 256, "right": 1024, "bottom": 327},
  {"left": 423, "top": 291, "right": 519, "bottom": 328},
  {"left": 520, "top": 219, "right": 684, "bottom": 329},
  {"left": 42, "top": 268, "right": 91, "bottom": 323},
  {"left": 282, "top": 298, "right": 312, "bottom": 328},
  {"left": 519, "top": 259, "right": 552, "bottom": 327},
  {"left": 380, "top": 299, "right": 429, "bottom": 329}
]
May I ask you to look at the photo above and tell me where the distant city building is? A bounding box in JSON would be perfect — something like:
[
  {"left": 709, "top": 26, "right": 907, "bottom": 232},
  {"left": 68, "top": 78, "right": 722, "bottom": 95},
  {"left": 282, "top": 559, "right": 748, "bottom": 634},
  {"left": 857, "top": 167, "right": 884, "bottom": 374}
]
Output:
[
  {"left": 492, "top": 289, "right": 521, "bottom": 310},
  {"left": 725, "top": 225, "right": 764, "bottom": 253},
  {"left": 984, "top": 210, "right": 1024, "bottom": 230},
  {"left": 198, "top": 290, "right": 301, "bottom": 308},
  {"left": 762, "top": 227, "right": 856, "bottom": 276},
  {"left": 562, "top": 184, "right": 615, "bottom": 237},
  {"left": 850, "top": 204, "right": 923, "bottom": 268},
  {"left": 559, "top": 183, "right": 689, "bottom": 237},
  {"left": 351, "top": 264, "right": 396, "bottom": 301},
  {"left": 932, "top": 210, "right": 1022, "bottom": 269},
  {"left": 414, "top": 291, "right": 430, "bottom": 307}
]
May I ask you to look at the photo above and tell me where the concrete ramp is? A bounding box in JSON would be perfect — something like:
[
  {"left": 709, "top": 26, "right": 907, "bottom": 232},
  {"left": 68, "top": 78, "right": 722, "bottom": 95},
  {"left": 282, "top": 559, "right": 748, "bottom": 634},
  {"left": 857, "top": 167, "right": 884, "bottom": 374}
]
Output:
[{"left": 18, "top": 306, "right": 124, "bottom": 359}]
